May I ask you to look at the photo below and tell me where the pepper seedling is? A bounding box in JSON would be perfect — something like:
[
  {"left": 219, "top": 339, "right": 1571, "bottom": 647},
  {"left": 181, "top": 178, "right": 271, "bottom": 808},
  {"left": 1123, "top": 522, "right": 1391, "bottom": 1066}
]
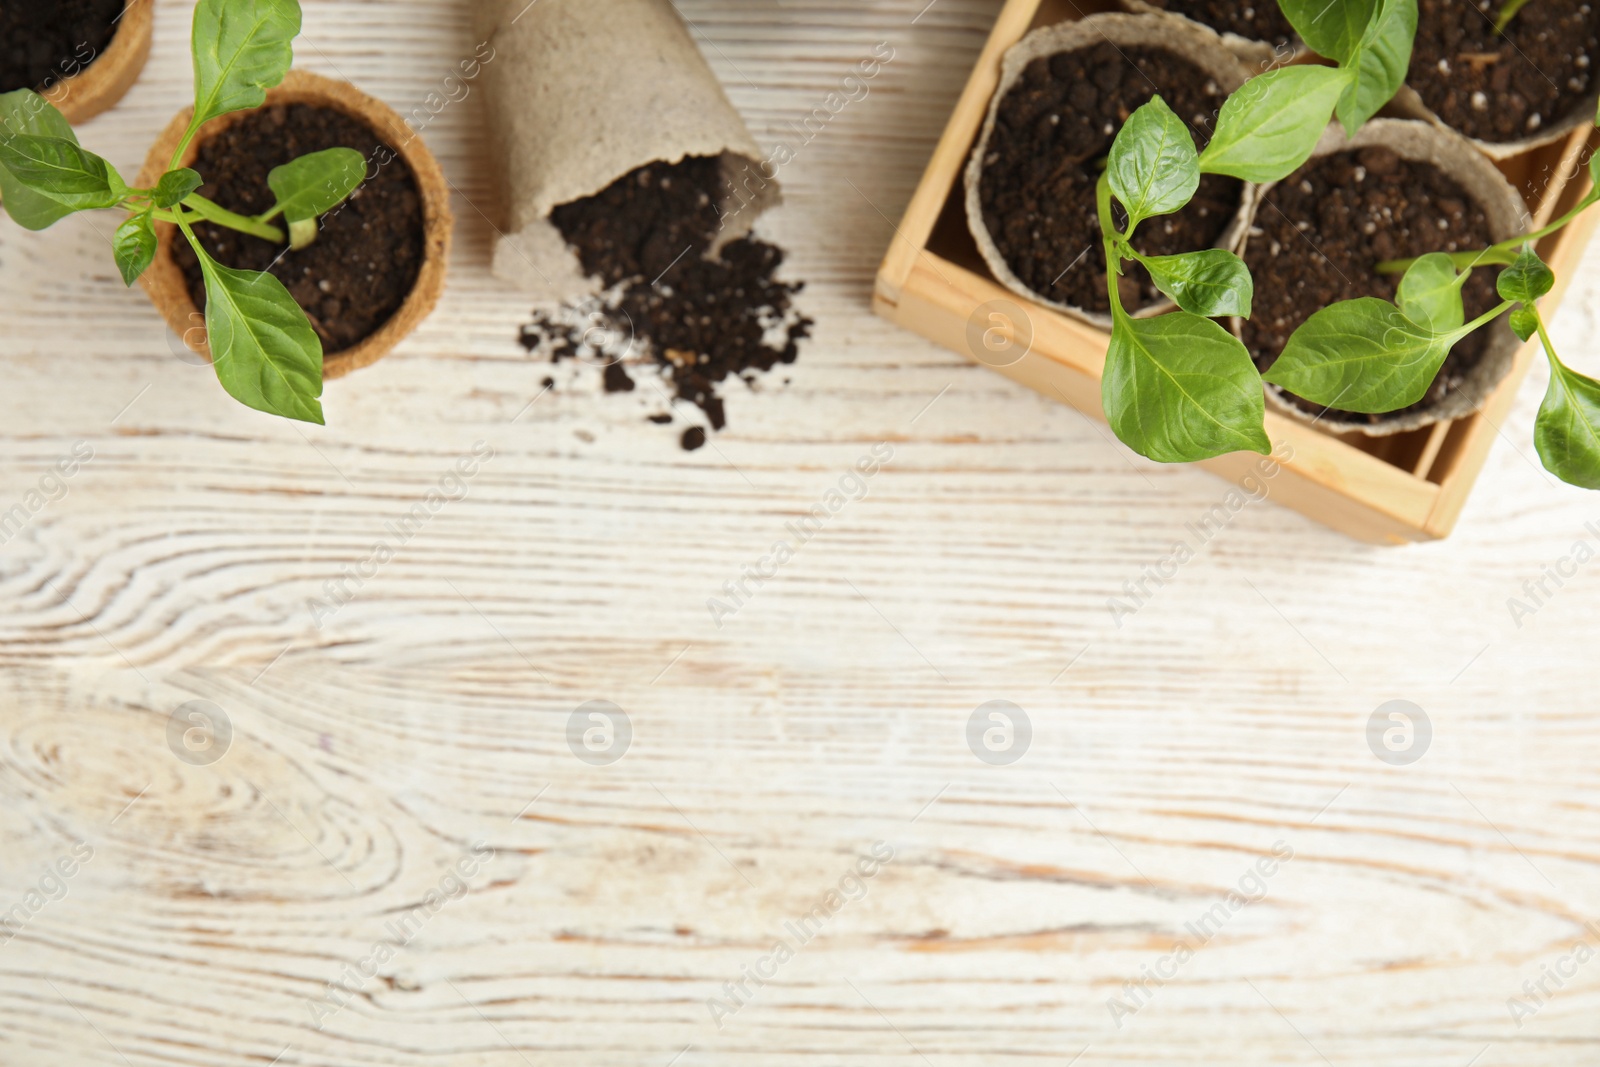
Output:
[
  {"left": 1265, "top": 140, "right": 1600, "bottom": 490},
  {"left": 1097, "top": 0, "right": 1416, "bottom": 462},
  {"left": 0, "top": 0, "right": 364, "bottom": 425}
]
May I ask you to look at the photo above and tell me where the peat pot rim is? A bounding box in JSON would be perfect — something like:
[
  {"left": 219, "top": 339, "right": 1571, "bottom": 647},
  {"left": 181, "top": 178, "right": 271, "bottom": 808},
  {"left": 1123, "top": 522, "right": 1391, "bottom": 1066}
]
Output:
[
  {"left": 964, "top": 11, "right": 1257, "bottom": 331},
  {"left": 1118, "top": 0, "right": 1305, "bottom": 70},
  {"left": 136, "top": 69, "right": 454, "bottom": 382},
  {"left": 36, "top": 0, "right": 155, "bottom": 126},
  {"left": 1390, "top": 79, "right": 1600, "bottom": 163},
  {"left": 1239, "top": 118, "right": 1531, "bottom": 437}
]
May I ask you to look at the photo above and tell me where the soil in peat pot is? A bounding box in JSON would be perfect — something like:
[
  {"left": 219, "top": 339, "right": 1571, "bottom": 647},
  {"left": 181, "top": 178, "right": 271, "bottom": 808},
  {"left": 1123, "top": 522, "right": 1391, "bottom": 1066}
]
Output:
[
  {"left": 1242, "top": 145, "right": 1501, "bottom": 424},
  {"left": 518, "top": 155, "right": 812, "bottom": 451},
  {"left": 174, "top": 104, "right": 425, "bottom": 355},
  {"left": 1409, "top": 0, "right": 1600, "bottom": 144},
  {"left": 1133, "top": 0, "right": 1297, "bottom": 50},
  {"left": 977, "top": 43, "right": 1244, "bottom": 316},
  {"left": 0, "top": 0, "right": 123, "bottom": 94}
]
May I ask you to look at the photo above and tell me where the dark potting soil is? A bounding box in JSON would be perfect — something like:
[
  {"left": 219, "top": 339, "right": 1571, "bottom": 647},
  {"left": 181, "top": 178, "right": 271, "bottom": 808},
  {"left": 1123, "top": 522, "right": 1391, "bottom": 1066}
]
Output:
[
  {"left": 0, "top": 0, "right": 122, "bottom": 94},
  {"left": 519, "top": 156, "right": 811, "bottom": 447},
  {"left": 1134, "top": 0, "right": 1297, "bottom": 50},
  {"left": 173, "top": 103, "right": 425, "bottom": 356},
  {"left": 977, "top": 43, "right": 1244, "bottom": 316},
  {"left": 1242, "top": 146, "right": 1501, "bottom": 424},
  {"left": 1409, "top": 0, "right": 1600, "bottom": 144}
]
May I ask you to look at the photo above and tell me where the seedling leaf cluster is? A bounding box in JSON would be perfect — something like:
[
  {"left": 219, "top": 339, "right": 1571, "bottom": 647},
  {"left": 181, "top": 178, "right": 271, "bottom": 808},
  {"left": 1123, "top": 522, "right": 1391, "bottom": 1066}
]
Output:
[
  {"left": 1266, "top": 142, "right": 1600, "bottom": 491},
  {"left": 1091, "top": 0, "right": 1600, "bottom": 492},
  {"left": 0, "top": 0, "right": 365, "bottom": 425}
]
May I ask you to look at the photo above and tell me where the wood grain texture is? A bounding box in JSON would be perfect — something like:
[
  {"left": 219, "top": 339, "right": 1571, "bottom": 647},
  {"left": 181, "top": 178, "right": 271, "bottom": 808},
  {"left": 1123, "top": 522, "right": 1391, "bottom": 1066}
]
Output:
[{"left": 1, "top": 2, "right": 1599, "bottom": 1065}]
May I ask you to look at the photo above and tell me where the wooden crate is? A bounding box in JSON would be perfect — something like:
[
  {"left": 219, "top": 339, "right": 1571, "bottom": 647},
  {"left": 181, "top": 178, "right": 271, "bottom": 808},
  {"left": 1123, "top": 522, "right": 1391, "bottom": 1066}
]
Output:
[{"left": 873, "top": 0, "right": 1600, "bottom": 544}]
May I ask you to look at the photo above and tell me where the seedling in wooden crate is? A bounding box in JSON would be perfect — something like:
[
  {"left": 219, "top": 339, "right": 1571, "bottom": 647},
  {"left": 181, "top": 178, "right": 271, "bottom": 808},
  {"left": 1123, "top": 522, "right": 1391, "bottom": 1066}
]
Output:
[
  {"left": 1095, "top": 0, "right": 1413, "bottom": 462},
  {"left": 874, "top": 0, "right": 1600, "bottom": 540},
  {"left": 0, "top": 0, "right": 361, "bottom": 425},
  {"left": 1267, "top": 144, "right": 1600, "bottom": 489}
]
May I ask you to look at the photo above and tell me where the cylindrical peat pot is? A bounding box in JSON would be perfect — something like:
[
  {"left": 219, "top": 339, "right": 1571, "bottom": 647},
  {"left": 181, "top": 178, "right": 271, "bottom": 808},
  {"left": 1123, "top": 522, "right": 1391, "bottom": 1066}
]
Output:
[
  {"left": 1239, "top": 119, "right": 1529, "bottom": 435},
  {"left": 1392, "top": 0, "right": 1600, "bottom": 159},
  {"left": 1118, "top": 0, "right": 1301, "bottom": 68},
  {"left": 0, "top": 0, "right": 153, "bottom": 124},
  {"left": 138, "top": 70, "right": 453, "bottom": 381},
  {"left": 965, "top": 12, "right": 1256, "bottom": 330}
]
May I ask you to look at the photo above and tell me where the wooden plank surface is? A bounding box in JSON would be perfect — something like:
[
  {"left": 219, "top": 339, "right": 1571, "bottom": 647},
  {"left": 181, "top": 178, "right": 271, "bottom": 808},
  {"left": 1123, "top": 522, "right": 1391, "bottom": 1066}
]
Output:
[{"left": 2, "top": 2, "right": 1599, "bottom": 1064}]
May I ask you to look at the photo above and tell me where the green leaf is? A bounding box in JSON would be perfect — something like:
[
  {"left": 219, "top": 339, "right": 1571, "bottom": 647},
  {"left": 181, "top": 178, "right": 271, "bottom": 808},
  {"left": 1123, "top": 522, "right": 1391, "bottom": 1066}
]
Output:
[
  {"left": 153, "top": 168, "right": 204, "bottom": 209},
  {"left": 1337, "top": 0, "right": 1418, "bottom": 135},
  {"left": 267, "top": 147, "right": 364, "bottom": 220},
  {"left": 190, "top": 0, "right": 301, "bottom": 128},
  {"left": 189, "top": 236, "right": 324, "bottom": 424},
  {"left": 1535, "top": 354, "right": 1600, "bottom": 490},
  {"left": 1263, "top": 296, "right": 1454, "bottom": 412},
  {"left": 266, "top": 147, "right": 365, "bottom": 248},
  {"left": 0, "top": 88, "right": 82, "bottom": 230},
  {"left": 0, "top": 90, "right": 76, "bottom": 145},
  {"left": 1278, "top": 0, "right": 1377, "bottom": 62},
  {"left": 1135, "top": 248, "right": 1254, "bottom": 318},
  {"left": 1510, "top": 307, "right": 1539, "bottom": 342},
  {"left": 1102, "top": 310, "right": 1271, "bottom": 463},
  {"left": 1395, "top": 253, "right": 1465, "bottom": 333},
  {"left": 1200, "top": 66, "right": 1353, "bottom": 182},
  {"left": 0, "top": 133, "right": 124, "bottom": 212},
  {"left": 1497, "top": 248, "right": 1554, "bottom": 304},
  {"left": 1106, "top": 96, "right": 1199, "bottom": 232},
  {"left": 113, "top": 212, "right": 157, "bottom": 286}
]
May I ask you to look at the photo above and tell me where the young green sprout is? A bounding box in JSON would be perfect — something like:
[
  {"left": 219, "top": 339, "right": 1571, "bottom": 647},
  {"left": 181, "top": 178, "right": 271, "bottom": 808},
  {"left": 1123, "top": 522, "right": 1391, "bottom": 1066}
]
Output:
[
  {"left": 1096, "top": 0, "right": 1416, "bottom": 462},
  {"left": 0, "top": 0, "right": 363, "bottom": 425},
  {"left": 1494, "top": 0, "right": 1535, "bottom": 34}
]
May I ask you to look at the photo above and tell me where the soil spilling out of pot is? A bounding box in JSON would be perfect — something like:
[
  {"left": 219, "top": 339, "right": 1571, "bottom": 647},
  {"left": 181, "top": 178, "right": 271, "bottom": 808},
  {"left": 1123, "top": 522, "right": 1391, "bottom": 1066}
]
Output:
[
  {"left": 1242, "top": 146, "right": 1500, "bottom": 424},
  {"left": 1409, "top": 0, "right": 1600, "bottom": 144},
  {"left": 0, "top": 0, "right": 122, "bottom": 94},
  {"left": 1134, "top": 0, "right": 1296, "bottom": 50},
  {"left": 977, "top": 42, "right": 1243, "bottom": 316},
  {"left": 517, "top": 156, "right": 811, "bottom": 450},
  {"left": 174, "top": 103, "right": 425, "bottom": 355}
]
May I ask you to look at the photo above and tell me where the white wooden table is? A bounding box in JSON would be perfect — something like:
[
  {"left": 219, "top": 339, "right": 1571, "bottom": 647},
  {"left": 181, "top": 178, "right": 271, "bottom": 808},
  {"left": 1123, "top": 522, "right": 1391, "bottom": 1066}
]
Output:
[{"left": 2, "top": 2, "right": 1598, "bottom": 1064}]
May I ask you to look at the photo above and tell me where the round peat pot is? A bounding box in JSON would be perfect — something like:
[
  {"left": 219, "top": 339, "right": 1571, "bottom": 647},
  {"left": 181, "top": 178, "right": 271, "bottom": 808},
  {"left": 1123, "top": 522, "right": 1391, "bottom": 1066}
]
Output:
[
  {"left": 1118, "top": 0, "right": 1301, "bottom": 68},
  {"left": 1239, "top": 120, "right": 1529, "bottom": 436},
  {"left": 1393, "top": 0, "right": 1600, "bottom": 159},
  {"left": 0, "top": 0, "right": 153, "bottom": 124},
  {"left": 965, "top": 12, "right": 1255, "bottom": 330},
  {"left": 137, "top": 70, "right": 453, "bottom": 381}
]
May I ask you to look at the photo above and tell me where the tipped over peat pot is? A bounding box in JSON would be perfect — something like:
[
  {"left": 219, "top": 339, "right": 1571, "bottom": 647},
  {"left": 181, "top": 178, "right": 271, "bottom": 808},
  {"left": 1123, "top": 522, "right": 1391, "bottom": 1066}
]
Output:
[
  {"left": 0, "top": 0, "right": 153, "bottom": 124},
  {"left": 1395, "top": 0, "right": 1600, "bottom": 158},
  {"left": 138, "top": 71, "right": 453, "bottom": 380},
  {"left": 1118, "top": 0, "right": 1300, "bottom": 65},
  {"left": 965, "top": 12, "right": 1253, "bottom": 328},
  {"left": 1241, "top": 120, "right": 1529, "bottom": 435}
]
